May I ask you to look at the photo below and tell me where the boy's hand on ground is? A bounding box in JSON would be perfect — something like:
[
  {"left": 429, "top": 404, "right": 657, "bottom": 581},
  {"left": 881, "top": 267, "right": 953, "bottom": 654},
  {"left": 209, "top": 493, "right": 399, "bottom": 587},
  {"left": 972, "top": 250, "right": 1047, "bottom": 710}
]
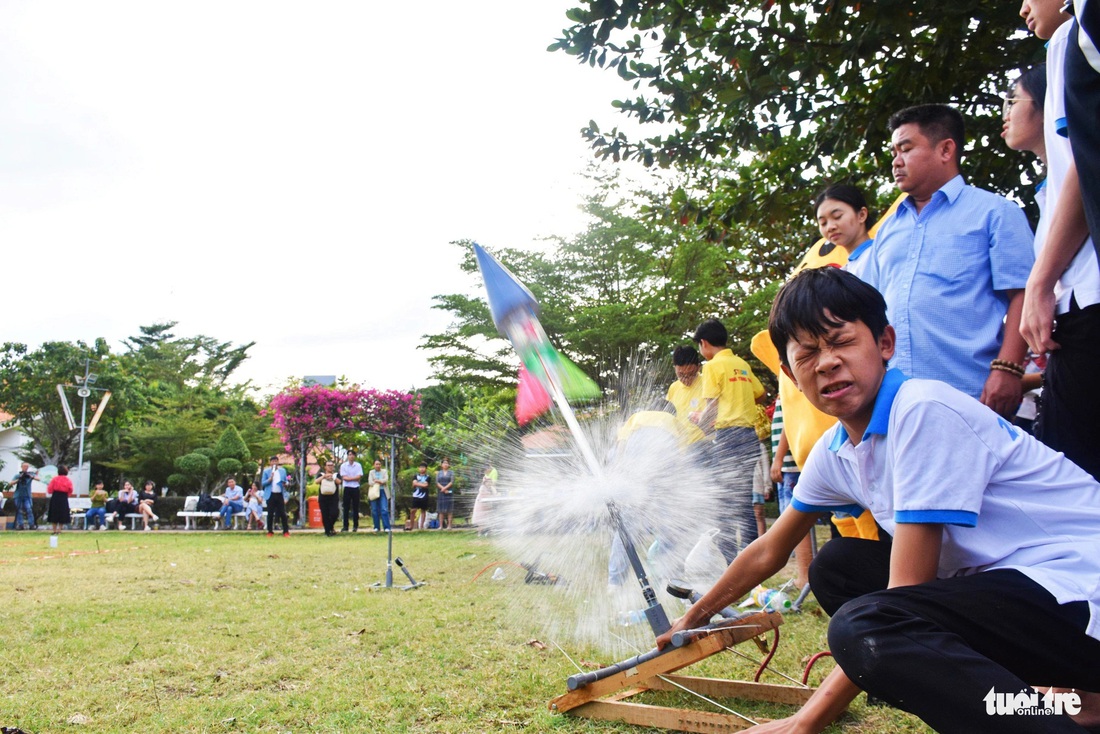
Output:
[{"left": 744, "top": 715, "right": 815, "bottom": 733}]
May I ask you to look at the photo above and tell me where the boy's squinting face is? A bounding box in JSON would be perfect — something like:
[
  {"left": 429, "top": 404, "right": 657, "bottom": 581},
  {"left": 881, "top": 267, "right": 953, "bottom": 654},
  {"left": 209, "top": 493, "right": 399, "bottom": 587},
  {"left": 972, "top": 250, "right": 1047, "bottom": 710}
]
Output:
[{"left": 782, "top": 315, "right": 896, "bottom": 441}]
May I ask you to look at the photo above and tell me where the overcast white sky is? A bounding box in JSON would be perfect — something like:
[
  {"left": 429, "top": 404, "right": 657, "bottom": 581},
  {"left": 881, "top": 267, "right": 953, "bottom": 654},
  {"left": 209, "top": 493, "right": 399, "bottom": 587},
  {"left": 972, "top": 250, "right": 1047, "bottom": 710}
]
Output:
[{"left": 1, "top": 1, "right": 646, "bottom": 395}]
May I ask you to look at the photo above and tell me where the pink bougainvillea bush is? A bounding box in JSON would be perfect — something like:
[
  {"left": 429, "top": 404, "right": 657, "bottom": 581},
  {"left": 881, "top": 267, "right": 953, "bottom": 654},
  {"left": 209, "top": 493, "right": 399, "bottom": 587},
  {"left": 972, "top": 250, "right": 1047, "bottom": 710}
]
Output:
[{"left": 268, "top": 384, "right": 422, "bottom": 450}]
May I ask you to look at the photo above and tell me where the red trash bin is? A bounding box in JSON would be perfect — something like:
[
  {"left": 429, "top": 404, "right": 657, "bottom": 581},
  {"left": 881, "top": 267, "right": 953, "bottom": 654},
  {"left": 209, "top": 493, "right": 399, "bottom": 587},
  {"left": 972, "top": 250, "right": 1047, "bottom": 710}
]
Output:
[{"left": 307, "top": 496, "right": 323, "bottom": 528}]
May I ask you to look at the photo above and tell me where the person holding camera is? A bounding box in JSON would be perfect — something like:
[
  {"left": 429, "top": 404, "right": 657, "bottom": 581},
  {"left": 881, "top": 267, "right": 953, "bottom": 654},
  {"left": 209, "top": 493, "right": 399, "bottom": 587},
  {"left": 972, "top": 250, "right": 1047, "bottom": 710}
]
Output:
[{"left": 10, "top": 462, "right": 38, "bottom": 530}]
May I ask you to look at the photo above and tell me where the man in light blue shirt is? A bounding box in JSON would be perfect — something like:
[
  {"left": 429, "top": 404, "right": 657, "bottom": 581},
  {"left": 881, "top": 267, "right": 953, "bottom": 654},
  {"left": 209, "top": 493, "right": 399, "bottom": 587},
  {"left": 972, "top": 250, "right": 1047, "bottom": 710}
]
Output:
[
  {"left": 261, "top": 456, "right": 290, "bottom": 536},
  {"left": 219, "top": 478, "right": 244, "bottom": 530},
  {"left": 861, "top": 104, "right": 1034, "bottom": 417}
]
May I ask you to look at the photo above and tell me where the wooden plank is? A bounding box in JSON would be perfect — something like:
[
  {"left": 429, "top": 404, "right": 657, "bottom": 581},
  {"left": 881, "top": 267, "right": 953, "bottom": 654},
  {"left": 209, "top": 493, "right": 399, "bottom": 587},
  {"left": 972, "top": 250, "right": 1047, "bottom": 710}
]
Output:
[
  {"left": 567, "top": 699, "right": 760, "bottom": 733},
  {"left": 645, "top": 675, "right": 815, "bottom": 706},
  {"left": 549, "top": 611, "right": 783, "bottom": 713}
]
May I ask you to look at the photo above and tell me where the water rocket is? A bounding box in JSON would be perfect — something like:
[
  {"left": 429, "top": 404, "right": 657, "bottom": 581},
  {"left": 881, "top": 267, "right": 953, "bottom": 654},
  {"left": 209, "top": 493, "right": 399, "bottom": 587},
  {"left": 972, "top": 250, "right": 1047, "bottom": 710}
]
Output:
[
  {"left": 473, "top": 243, "right": 600, "bottom": 425},
  {"left": 474, "top": 242, "right": 671, "bottom": 639}
]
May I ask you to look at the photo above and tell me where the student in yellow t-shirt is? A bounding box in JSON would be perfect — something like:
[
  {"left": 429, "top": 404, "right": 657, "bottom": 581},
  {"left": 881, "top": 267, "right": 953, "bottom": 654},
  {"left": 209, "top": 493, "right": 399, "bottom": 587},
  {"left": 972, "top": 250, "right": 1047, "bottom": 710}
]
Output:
[
  {"left": 690, "top": 318, "right": 767, "bottom": 562},
  {"left": 666, "top": 345, "right": 708, "bottom": 447}
]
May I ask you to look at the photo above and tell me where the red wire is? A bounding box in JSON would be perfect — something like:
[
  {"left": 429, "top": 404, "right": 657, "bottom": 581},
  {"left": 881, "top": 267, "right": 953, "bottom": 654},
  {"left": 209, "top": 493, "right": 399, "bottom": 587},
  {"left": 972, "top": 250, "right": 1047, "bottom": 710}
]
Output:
[
  {"left": 802, "top": 651, "right": 834, "bottom": 685},
  {"left": 467, "top": 560, "right": 529, "bottom": 583},
  {"left": 753, "top": 627, "right": 780, "bottom": 682}
]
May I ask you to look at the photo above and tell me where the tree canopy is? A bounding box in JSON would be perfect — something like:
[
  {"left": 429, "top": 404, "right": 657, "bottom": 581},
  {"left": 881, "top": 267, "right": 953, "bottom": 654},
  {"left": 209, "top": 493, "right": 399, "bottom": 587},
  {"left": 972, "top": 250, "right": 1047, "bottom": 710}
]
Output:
[
  {"left": 0, "top": 324, "right": 278, "bottom": 490},
  {"left": 422, "top": 170, "right": 778, "bottom": 393},
  {"left": 550, "top": 2, "right": 1044, "bottom": 234}
]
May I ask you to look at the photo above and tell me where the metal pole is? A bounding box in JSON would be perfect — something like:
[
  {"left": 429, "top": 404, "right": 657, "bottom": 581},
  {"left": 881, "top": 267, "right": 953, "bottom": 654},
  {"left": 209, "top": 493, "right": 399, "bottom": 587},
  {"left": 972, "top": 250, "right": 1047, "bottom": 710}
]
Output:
[
  {"left": 606, "top": 501, "right": 671, "bottom": 637},
  {"left": 299, "top": 437, "right": 307, "bottom": 527},
  {"left": 76, "top": 358, "right": 90, "bottom": 495},
  {"left": 385, "top": 433, "right": 395, "bottom": 587}
]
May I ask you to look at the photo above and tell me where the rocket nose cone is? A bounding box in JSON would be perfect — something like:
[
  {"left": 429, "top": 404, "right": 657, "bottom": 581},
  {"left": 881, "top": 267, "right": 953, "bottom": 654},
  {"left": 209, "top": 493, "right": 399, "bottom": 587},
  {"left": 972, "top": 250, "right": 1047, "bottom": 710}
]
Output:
[{"left": 472, "top": 242, "right": 539, "bottom": 329}]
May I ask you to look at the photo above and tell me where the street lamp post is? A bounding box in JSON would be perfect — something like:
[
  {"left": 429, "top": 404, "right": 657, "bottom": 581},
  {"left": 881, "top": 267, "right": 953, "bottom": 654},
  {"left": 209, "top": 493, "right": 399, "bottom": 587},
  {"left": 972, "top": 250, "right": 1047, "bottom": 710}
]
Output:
[{"left": 57, "top": 358, "right": 110, "bottom": 495}]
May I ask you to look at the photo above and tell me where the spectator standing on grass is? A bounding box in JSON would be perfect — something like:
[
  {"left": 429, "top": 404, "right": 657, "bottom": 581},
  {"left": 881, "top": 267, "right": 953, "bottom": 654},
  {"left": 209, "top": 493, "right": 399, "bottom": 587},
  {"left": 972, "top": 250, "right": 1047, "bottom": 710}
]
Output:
[
  {"left": 815, "top": 183, "right": 875, "bottom": 279},
  {"left": 219, "top": 478, "right": 244, "bottom": 530},
  {"left": 1064, "top": 0, "right": 1100, "bottom": 252},
  {"left": 367, "top": 459, "right": 390, "bottom": 532},
  {"left": 338, "top": 450, "right": 363, "bottom": 533},
  {"left": 86, "top": 480, "right": 109, "bottom": 530},
  {"left": 45, "top": 464, "right": 73, "bottom": 533},
  {"left": 435, "top": 459, "right": 454, "bottom": 530},
  {"left": 1018, "top": 0, "right": 1100, "bottom": 481},
  {"left": 409, "top": 463, "right": 430, "bottom": 531},
  {"left": 471, "top": 462, "right": 499, "bottom": 533},
  {"left": 10, "top": 462, "right": 37, "bottom": 530},
  {"left": 667, "top": 346, "right": 704, "bottom": 423},
  {"left": 690, "top": 317, "right": 767, "bottom": 561},
  {"left": 1001, "top": 64, "right": 1050, "bottom": 440},
  {"left": 262, "top": 456, "right": 289, "bottom": 537},
  {"left": 317, "top": 462, "right": 341, "bottom": 536},
  {"left": 860, "top": 104, "right": 1033, "bottom": 417}
]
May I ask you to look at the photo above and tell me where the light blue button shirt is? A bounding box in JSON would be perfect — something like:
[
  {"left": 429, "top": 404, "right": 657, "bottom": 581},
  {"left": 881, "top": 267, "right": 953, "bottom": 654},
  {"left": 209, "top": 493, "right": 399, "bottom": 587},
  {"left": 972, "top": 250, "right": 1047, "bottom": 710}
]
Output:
[{"left": 861, "top": 176, "right": 1034, "bottom": 399}]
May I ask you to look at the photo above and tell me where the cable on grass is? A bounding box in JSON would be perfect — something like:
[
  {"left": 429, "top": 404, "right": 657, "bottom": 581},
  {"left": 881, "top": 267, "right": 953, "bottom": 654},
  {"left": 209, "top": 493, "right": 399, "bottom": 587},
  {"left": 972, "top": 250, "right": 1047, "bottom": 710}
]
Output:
[
  {"left": 802, "top": 651, "right": 833, "bottom": 685},
  {"left": 468, "top": 560, "right": 528, "bottom": 583},
  {"left": 752, "top": 627, "right": 780, "bottom": 683}
]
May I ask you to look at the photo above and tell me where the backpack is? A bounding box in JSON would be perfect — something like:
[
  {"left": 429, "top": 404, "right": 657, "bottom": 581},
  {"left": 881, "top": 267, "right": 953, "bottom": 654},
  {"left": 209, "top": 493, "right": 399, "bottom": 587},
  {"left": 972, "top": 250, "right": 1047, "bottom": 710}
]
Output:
[{"left": 198, "top": 493, "right": 221, "bottom": 512}]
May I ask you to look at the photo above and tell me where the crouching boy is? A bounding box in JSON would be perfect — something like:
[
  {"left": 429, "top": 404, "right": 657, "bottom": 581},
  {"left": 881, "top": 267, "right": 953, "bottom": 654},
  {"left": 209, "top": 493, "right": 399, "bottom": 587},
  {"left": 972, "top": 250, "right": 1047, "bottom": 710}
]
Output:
[{"left": 657, "top": 267, "right": 1100, "bottom": 733}]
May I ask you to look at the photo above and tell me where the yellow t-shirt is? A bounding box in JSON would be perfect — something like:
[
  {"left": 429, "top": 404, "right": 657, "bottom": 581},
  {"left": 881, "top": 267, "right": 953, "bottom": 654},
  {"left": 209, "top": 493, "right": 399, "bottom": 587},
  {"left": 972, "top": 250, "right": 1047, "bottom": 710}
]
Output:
[
  {"left": 700, "top": 349, "right": 764, "bottom": 430},
  {"left": 666, "top": 379, "right": 708, "bottom": 444},
  {"left": 617, "top": 410, "right": 696, "bottom": 450}
]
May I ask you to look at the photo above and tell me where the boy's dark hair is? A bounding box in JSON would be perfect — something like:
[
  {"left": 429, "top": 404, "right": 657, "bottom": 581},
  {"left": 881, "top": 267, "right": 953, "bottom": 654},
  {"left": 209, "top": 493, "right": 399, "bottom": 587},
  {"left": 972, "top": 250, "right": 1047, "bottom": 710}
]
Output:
[
  {"left": 887, "top": 104, "right": 965, "bottom": 164},
  {"left": 671, "top": 345, "right": 701, "bottom": 366},
  {"left": 692, "top": 318, "right": 728, "bottom": 347},
  {"left": 769, "top": 267, "right": 889, "bottom": 368},
  {"left": 813, "top": 183, "right": 871, "bottom": 221},
  {"left": 1016, "top": 65, "right": 1047, "bottom": 114}
]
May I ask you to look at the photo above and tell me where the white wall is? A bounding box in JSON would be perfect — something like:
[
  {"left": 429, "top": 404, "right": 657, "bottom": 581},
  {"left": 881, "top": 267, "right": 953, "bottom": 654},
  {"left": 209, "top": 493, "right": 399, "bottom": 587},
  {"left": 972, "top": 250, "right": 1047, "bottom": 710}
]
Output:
[{"left": 1, "top": 424, "right": 89, "bottom": 495}]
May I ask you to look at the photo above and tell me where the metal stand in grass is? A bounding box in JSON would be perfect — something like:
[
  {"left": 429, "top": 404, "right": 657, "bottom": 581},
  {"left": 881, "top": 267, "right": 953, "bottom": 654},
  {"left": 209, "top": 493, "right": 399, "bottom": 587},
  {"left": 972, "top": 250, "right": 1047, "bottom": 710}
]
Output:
[{"left": 370, "top": 432, "right": 425, "bottom": 591}]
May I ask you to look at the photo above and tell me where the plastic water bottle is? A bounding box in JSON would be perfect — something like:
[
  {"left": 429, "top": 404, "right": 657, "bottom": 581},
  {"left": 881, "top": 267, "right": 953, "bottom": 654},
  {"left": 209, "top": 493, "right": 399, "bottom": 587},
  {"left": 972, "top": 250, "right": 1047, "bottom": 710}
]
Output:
[
  {"left": 617, "top": 608, "right": 647, "bottom": 627},
  {"left": 750, "top": 585, "right": 792, "bottom": 612}
]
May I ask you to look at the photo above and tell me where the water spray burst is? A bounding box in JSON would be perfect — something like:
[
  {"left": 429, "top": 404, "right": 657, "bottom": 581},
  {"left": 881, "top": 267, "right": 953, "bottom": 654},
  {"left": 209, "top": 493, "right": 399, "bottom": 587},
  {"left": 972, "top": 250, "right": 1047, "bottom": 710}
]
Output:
[{"left": 472, "top": 243, "right": 762, "bottom": 656}]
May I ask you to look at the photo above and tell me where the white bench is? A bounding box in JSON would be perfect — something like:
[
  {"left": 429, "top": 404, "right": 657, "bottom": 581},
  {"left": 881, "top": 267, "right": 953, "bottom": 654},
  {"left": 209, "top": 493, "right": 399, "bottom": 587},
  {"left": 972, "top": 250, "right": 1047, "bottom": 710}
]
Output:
[
  {"left": 176, "top": 495, "right": 220, "bottom": 530},
  {"left": 231, "top": 509, "right": 266, "bottom": 529},
  {"left": 69, "top": 498, "right": 93, "bottom": 529},
  {"left": 105, "top": 511, "right": 147, "bottom": 530},
  {"left": 176, "top": 496, "right": 265, "bottom": 530}
]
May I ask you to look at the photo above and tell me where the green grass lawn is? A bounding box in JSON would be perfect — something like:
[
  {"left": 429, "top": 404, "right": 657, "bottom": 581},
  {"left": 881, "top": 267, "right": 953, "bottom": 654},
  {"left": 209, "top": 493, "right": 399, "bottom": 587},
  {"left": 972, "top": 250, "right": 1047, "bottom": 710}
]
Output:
[{"left": 0, "top": 529, "right": 928, "bottom": 733}]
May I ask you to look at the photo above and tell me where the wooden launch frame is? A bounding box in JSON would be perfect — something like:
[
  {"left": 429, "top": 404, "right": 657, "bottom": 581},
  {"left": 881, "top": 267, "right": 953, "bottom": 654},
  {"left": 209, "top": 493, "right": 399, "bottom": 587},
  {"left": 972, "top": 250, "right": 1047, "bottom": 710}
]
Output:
[{"left": 548, "top": 611, "right": 816, "bottom": 733}]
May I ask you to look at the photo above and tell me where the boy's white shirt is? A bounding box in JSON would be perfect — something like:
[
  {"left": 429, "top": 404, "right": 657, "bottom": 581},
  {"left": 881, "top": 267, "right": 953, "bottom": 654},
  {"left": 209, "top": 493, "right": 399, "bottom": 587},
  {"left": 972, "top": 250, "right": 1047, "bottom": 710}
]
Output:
[{"left": 793, "top": 371, "right": 1100, "bottom": 640}]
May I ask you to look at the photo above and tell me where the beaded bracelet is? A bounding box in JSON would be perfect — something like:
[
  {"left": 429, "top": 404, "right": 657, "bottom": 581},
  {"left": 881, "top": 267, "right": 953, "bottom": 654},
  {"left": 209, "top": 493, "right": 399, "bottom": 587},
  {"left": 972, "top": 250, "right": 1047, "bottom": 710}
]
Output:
[{"left": 990, "top": 359, "right": 1025, "bottom": 378}]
